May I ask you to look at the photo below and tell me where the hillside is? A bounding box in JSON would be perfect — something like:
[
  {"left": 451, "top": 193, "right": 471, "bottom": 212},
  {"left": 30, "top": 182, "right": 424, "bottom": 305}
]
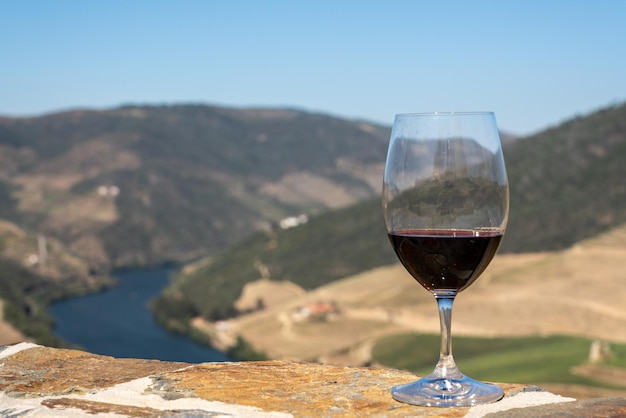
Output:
[
  {"left": 0, "top": 220, "right": 112, "bottom": 345},
  {"left": 0, "top": 105, "right": 390, "bottom": 268},
  {"left": 152, "top": 197, "right": 397, "bottom": 327},
  {"left": 188, "top": 223, "right": 626, "bottom": 399},
  {"left": 155, "top": 101, "right": 626, "bottom": 330},
  {"left": 195, "top": 222, "right": 626, "bottom": 370},
  {"left": 501, "top": 103, "right": 626, "bottom": 252}
]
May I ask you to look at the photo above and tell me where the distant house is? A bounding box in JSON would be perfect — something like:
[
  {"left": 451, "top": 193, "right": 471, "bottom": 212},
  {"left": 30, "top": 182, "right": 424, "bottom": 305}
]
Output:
[
  {"left": 291, "top": 301, "right": 339, "bottom": 322},
  {"left": 279, "top": 214, "right": 308, "bottom": 229},
  {"left": 97, "top": 185, "right": 120, "bottom": 197}
]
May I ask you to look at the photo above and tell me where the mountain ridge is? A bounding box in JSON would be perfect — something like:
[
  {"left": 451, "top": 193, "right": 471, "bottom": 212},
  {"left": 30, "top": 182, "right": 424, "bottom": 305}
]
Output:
[
  {"left": 153, "top": 101, "right": 626, "bottom": 330},
  {"left": 1, "top": 100, "right": 625, "bottom": 348},
  {"left": 0, "top": 104, "right": 391, "bottom": 268}
]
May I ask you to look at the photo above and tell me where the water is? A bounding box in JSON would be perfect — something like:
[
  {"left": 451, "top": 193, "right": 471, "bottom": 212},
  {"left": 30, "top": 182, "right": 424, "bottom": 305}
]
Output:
[{"left": 50, "top": 266, "right": 231, "bottom": 363}]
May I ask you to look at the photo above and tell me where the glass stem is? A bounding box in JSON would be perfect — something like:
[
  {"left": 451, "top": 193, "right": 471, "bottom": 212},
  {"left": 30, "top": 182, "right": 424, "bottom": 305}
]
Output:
[{"left": 432, "top": 291, "right": 463, "bottom": 380}]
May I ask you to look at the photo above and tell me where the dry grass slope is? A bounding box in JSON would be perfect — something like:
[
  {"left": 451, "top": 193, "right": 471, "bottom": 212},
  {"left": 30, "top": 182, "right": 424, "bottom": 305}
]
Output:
[{"left": 194, "top": 223, "right": 626, "bottom": 365}]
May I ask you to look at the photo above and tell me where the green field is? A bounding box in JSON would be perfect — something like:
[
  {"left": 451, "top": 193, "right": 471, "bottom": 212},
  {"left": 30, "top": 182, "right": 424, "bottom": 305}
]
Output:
[{"left": 372, "top": 333, "right": 626, "bottom": 389}]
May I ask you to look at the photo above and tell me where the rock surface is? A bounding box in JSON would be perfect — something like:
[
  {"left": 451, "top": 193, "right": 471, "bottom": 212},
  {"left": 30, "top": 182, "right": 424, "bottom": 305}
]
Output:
[{"left": 0, "top": 343, "right": 622, "bottom": 417}]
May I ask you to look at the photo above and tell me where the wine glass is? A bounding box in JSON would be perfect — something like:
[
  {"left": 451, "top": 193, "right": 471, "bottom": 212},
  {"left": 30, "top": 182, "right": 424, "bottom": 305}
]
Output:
[{"left": 382, "top": 112, "right": 509, "bottom": 407}]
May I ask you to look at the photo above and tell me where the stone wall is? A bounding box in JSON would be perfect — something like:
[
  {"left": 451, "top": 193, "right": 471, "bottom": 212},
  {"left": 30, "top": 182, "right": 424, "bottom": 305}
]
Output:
[{"left": 0, "top": 343, "right": 624, "bottom": 417}]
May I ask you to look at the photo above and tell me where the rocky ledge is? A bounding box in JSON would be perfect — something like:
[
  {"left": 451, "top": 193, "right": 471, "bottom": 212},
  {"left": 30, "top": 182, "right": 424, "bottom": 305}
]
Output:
[{"left": 1, "top": 343, "right": 625, "bottom": 417}]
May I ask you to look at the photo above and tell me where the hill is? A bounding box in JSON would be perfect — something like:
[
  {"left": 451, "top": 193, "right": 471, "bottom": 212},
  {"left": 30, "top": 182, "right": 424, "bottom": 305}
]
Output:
[
  {"left": 501, "top": 103, "right": 626, "bottom": 252},
  {"left": 190, "top": 222, "right": 626, "bottom": 401},
  {"left": 0, "top": 105, "right": 390, "bottom": 269},
  {"left": 152, "top": 197, "right": 397, "bottom": 328},
  {"left": 154, "top": 101, "right": 626, "bottom": 329},
  {"left": 0, "top": 220, "right": 112, "bottom": 345}
]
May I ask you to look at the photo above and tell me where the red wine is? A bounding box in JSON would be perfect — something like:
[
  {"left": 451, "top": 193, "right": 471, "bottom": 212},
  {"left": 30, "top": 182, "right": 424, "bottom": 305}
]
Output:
[{"left": 388, "top": 229, "right": 503, "bottom": 292}]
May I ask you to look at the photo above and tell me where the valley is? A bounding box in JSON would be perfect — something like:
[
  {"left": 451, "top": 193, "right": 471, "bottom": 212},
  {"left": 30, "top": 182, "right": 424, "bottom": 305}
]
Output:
[{"left": 1, "top": 101, "right": 626, "bottom": 396}]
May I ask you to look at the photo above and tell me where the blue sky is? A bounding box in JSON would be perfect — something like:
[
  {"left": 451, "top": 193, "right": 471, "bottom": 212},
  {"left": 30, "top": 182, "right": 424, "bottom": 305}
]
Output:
[{"left": 2, "top": 0, "right": 625, "bottom": 135}]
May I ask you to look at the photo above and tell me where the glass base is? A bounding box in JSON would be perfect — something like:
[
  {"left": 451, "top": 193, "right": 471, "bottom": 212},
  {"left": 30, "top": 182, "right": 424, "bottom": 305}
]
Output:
[{"left": 392, "top": 374, "right": 504, "bottom": 407}]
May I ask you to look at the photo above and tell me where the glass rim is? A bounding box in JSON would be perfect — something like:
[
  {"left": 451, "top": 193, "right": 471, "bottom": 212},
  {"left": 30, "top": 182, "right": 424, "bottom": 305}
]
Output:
[{"left": 395, "top": 111, "right": 494, "bottom": 117}]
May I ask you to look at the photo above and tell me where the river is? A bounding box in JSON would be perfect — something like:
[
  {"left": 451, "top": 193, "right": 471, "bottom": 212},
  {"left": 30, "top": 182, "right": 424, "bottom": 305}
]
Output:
[{"left": 50, "top": 266, "right": 231, "bottom": 363}]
